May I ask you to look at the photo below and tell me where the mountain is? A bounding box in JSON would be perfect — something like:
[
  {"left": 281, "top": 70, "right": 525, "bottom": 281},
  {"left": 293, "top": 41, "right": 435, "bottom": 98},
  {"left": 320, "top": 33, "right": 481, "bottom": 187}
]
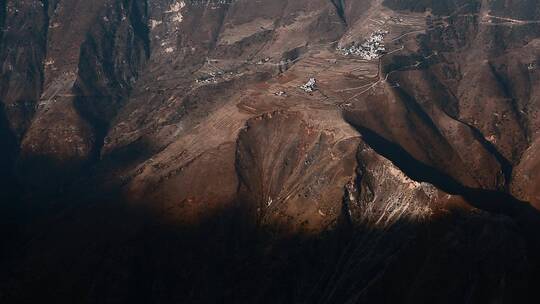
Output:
[{"left": 1, "top": 0, "right": 540, "bottom": 303}]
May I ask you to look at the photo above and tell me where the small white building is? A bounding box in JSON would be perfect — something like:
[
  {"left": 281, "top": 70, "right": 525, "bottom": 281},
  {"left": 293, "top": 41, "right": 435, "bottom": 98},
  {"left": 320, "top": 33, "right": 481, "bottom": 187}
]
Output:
[{"left": 300, "top": 78, "right": 317, "bottom": 93}]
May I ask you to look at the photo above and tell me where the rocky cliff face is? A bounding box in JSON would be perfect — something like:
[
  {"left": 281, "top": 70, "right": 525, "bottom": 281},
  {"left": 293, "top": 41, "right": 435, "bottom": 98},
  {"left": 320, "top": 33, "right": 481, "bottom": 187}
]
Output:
[{"left": 1, "top": 0, "right": 540, "bottom": 303}]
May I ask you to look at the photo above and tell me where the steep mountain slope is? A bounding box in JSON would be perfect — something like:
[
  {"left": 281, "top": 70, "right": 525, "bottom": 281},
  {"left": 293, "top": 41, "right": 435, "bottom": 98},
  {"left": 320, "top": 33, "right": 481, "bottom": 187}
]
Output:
[{"left": 1, "top": 0, "right": 540, "bottom": 303}]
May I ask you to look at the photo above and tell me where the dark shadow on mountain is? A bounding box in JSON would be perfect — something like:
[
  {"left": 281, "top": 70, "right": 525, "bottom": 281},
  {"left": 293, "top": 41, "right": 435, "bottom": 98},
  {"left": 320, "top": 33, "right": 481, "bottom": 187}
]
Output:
[
  {"left": 0, "top": 181, "right": 539, "bottom": 304},
  {"left": 0, "top": 102, "right": 24, "bottom": 263}
]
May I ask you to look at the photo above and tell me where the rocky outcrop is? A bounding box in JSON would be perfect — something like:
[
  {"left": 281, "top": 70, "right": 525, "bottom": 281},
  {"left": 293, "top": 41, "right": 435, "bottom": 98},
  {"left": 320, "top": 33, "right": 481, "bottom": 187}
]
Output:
[{"left": 236, "top": 111, "right": 359, "bottom": 233}]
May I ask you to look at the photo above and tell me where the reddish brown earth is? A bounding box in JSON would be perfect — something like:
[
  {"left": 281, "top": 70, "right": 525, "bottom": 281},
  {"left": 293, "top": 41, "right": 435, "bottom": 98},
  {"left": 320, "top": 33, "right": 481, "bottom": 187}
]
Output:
[{"left": 1, "top": 0, "right": 540, "bottom": 303}]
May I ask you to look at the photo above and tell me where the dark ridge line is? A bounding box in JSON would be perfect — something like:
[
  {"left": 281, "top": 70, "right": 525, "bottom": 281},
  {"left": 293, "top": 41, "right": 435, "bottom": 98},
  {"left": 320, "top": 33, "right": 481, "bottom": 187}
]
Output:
[
  {"left": 130, "top": 0, "right": 151, "bottom": 58},
  {"left": 330, "top": 0, "right": 347, "bottom": 25},
  {"left": 488, "top": 61, "right": 530, "bottom": 145},
  {"left": 72, "top": 0, "right": 152, "bottom": 164},
  {"left": 392, "top": 85, "right": 452, "bottom": 142},
  {"left": 455, "top": 115, "right": 513, "bottom": 190},
  {"left": 400, "top": 73, "right": 513, "bottom": 191},
  {"left": 383, "top": 47, "right": 515, "bottom": 191},
  {"left": 424, "top": 68, "right": 515, "bottom": 191},
  {"left": 208, "top": 1, "right": 233, "bottom": 51},
  {"left": 342, "top": 119, "right": 540, "bottom": 234},
  {"left": 39, "top": 0, "right": 50, "bottom": 108}
]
